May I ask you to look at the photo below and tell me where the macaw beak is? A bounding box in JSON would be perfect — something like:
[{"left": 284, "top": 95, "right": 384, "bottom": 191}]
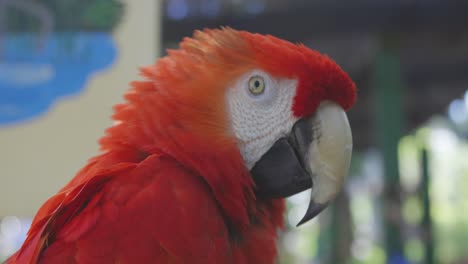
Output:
[{"left": 250, "top": 102, "right": 352, "bottom": 226}]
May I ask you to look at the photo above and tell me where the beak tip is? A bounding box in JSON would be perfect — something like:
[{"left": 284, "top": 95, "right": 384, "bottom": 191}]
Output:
[{"left": 296, "top": 201, "right": 329, "bottom": 227}]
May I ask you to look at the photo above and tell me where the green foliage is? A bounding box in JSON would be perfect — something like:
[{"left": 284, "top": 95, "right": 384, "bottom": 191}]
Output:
[
  {"left": 81, "top": 0, "right": 124, "bottom": 31},
  {"left": 6, "top": 0, "right": 124, "bottom": 32}
]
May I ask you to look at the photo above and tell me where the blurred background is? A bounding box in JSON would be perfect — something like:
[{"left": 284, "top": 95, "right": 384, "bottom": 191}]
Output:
[{"left": 1, "top": 0, "right": 468, "bottom": 263}]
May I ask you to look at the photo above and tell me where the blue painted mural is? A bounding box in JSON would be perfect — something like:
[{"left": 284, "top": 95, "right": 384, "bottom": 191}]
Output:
[
  {"left": 0, "top": 33, "right": 116, "bottom": 125},
  {"left": 0, "top": 0, "right": 123, "bottom": 125}
]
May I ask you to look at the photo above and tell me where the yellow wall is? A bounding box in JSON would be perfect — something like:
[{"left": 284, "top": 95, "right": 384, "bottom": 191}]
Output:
[{"left": 0, "top": 1, "right": 160, "bottom": 217}]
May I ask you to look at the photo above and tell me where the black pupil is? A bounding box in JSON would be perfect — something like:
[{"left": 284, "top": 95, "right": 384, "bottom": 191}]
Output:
[{"left": 254, "top": 80, "right": 260, "bottom": 88}]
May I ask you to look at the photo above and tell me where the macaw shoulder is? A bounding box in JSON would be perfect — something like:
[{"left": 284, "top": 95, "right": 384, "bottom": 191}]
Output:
[{"left": 11, "top": 153, "right": 232, "bottom": 264}]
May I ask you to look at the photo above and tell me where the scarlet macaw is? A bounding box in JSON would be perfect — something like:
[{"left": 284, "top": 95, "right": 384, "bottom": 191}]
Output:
[{"left": 8, "top": 28, "right": 356, "bottom": 264}]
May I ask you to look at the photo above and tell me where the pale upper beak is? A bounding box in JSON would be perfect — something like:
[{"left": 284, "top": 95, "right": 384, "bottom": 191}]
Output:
[{"left": 297, "top": 102, "right": 352, "bottom": 225}]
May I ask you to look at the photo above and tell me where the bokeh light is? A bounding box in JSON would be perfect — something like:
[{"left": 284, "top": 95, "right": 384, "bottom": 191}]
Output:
[{"left": 448, "top": 99, "right": 468, "bottom": 125}]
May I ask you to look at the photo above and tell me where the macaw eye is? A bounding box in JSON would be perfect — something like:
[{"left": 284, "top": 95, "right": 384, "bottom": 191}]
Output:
[{"left": 248, "top": 76, "right": 265, "bottom": 95}]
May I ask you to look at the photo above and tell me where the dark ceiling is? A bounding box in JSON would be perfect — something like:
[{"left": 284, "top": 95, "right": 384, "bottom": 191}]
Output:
[{"left": 161, "top": 0, "right": 468, "bottom": 150}]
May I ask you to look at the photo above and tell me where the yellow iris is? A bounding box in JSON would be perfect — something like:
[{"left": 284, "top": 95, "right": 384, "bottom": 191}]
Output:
[{"left": 248, "top": 76, "right": 265, "bottom": 95}]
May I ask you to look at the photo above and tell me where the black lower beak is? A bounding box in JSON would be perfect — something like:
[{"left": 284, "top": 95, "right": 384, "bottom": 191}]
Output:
[
  {"left": 250, "top": 118, "right": 313, "bottom": 198},
  {"left": 250, "top": 117, "right": 328, "bottom": 226}
]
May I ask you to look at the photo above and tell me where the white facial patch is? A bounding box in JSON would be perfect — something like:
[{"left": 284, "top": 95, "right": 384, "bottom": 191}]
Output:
[{"left": 226, "top": 69, "right": 299, "bottom": 169}]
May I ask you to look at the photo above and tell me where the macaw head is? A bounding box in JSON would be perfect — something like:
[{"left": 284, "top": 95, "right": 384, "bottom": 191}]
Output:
[{"left": 106, "top": 27, "right": 356, "bottom": 227}]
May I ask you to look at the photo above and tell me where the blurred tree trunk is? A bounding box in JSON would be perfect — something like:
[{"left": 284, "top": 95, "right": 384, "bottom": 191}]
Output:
[
  {"left": 372, "top": 45, "right": 406, "bottom": 263},
  {"left": 330, "top": 191, "right": 353, "bottom": 264},
  {"left": 420, "top": 147, "right": 434, "bottom": 264},
  {"left": 317, "top": 191, "right": 353, "bottom": 264}
]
